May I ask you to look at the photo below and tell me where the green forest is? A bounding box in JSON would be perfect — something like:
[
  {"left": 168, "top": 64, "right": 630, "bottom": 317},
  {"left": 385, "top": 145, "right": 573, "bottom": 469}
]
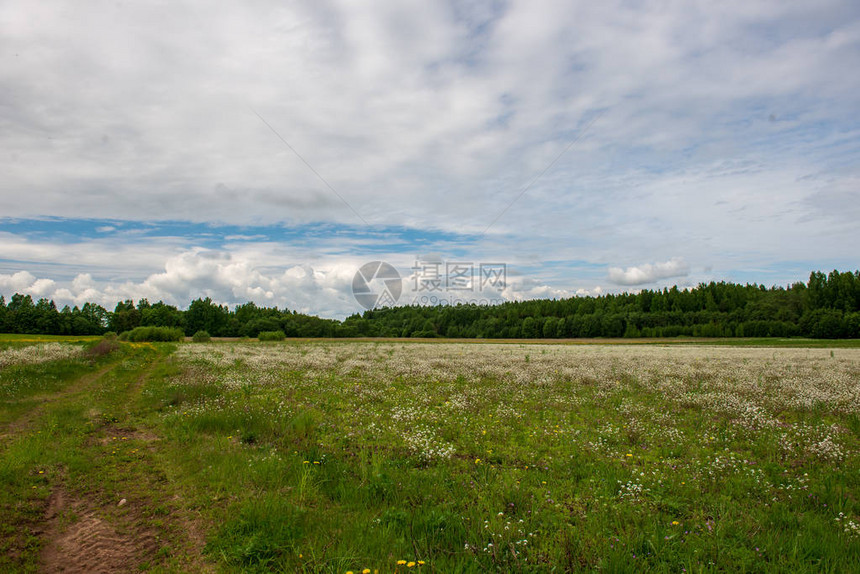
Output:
[{"left": 1, "top": 270, "right": 859, "bottom": 339}]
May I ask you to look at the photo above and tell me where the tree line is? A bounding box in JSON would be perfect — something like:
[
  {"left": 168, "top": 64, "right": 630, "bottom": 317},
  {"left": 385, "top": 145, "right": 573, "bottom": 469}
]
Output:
[
  {"left": 2, "top": 270, "right": 859, "bottom": 339},
  {"left": 0, "top": 295, "right": 341, "bottom": 338},
  {"left": 347, "top": 270, "right": 860, "bottom": 339}
]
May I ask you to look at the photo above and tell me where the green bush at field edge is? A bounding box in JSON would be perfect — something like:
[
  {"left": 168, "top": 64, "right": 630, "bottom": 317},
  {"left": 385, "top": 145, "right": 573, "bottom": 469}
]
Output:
[
  {"left": 192, "top": 330, "right": 212, "bottom": 343},
  {"left": 118, "top": 326, "right": 184, "bottom": 342},
  {"left": 257, "top": 330, "right": 286, "bottom": 342}
]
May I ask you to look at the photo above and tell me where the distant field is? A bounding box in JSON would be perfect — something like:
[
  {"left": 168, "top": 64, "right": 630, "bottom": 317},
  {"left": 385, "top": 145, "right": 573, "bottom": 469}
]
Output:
[
  {"left": 1, "top": 338, "right": 859, "bottom": 572},
  {"left": 0, "top": 333, "right": 100, "bottom": 348},
  {"left": 185, "top": 335, "right": 860, "bottom": 348}
]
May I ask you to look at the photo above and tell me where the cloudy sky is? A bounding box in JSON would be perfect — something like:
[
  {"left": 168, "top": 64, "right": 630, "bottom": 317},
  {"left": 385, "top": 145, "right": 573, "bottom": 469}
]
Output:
[{"left": 1, "top": 0, "right": 859, "bottom": 318}]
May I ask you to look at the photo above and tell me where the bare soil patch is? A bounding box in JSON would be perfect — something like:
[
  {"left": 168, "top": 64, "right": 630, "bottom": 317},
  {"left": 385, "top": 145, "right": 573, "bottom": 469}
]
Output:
[{"left": 40, "top": 487, "right": 160, "bottom": 573}]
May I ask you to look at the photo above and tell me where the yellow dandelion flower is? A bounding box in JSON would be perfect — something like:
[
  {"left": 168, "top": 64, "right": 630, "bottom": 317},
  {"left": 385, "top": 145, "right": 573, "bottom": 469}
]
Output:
[
  {"left": 672, "top": 520, "right": 679, "bottom": 525},
  {"left": 475, "top": 458, "right": 481, "bottom": 464},
  {"left": 408, "top": 562, "right": 416, "bottom": 568},
  {"left": 363, "top": 569, "right": 371, "bottom": 574},
  {"left": 626, "top": 453, "right": 633, "bottom": 457},
  {"left": 418, "top": 561, "right": 425, "bottom": 565},
  {"left": 397, "top": 559, "right": 407, "bottom": 565}
]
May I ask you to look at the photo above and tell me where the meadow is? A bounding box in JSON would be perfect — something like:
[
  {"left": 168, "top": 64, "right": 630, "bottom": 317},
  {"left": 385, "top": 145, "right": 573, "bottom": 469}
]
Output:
[{"left": 1, "top": 338, "right": 859, "bottom": 572}]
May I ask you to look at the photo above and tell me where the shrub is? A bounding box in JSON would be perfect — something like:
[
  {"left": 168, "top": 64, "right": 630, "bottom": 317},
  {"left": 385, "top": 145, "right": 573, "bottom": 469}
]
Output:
[
  {"left": 121, "top": 326, "right": 184, "bottom": 342},
  {"left": 83, "top": 338, "right": 120, "bottom": 360},
  {"left": 258, "top": 330, "right": 286, "bottom": 342},
  {"left": 192, "top": 330, "right": 212, "bottom": 343}
]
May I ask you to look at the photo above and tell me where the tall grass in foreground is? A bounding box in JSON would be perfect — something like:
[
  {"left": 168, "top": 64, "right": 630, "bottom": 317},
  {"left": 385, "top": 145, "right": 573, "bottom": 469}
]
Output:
[{"left": 142, "top": 342, "right": 860, "bottom": 572}]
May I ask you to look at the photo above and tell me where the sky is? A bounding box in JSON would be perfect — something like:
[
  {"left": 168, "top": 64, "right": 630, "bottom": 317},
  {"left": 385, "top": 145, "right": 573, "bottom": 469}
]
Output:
[{"left": 1, "top": 0, "right": 859, "bottom": 318}]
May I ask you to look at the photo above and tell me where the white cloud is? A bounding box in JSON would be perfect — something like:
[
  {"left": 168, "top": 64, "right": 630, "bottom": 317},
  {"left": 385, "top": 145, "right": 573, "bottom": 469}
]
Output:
[
  {"left": 0, "top": 271, "right": 38, "bottom": 293},
  {"left": 29, "top": 278, "right": 56, "bottom": 296},
  {"left": 1, "top": 0, "right": 858, "bottom": 303},
  {"left": 0, "top": 242, "right": 596, "bottom": 318},
  {"left": 608, "top": 258, "right": 690, "bottom": 286},
  {"left": 1, "top": 0, "right": 857, "bottom": 230},
  {"left": 575, "top": 286, "right": 604, "bottom": 297}
]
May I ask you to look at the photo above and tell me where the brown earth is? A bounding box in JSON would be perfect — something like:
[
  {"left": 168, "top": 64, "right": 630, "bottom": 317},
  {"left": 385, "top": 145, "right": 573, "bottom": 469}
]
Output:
[
  {"left": 6, "top": 352, "right": 213, "bottom": 572},
  {"left": 39, "top": 488, "right": 160, "bottom": 573}
]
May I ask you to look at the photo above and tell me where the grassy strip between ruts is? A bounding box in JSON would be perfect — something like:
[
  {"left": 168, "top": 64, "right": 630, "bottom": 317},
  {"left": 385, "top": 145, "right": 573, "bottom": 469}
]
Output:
[{"left": 0, "top": 341, "right": 208, "bottom": 572}]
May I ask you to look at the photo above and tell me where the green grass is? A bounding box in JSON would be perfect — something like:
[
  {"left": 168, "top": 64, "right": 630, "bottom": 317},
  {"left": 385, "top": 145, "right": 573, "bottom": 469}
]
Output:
[
  {"left": 119, "top": 326, "right": 185, "bottom": 342},
  {"left": 1, "top": 338, "right": 859, "bottom": 572},
  {"left": 0, "top": 334, "right": 99, "bottom": 353},
  {"left": 0, "top": 340, "right": 201, "bottom": 572},
  {"left": 0, "top": 334, "right": 101, "bottom": 342},
  {"left": 673, "top": 337, "right": 860, "bottom": 348},
  {"left": 136, "top": 341, "right": 860, "bottom": 572}
]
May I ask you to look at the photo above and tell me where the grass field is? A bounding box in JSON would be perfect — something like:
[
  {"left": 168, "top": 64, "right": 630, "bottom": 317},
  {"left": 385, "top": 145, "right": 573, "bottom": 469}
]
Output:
[{"left": 1, "top": 336, "right": 859, "bottom": 572}]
